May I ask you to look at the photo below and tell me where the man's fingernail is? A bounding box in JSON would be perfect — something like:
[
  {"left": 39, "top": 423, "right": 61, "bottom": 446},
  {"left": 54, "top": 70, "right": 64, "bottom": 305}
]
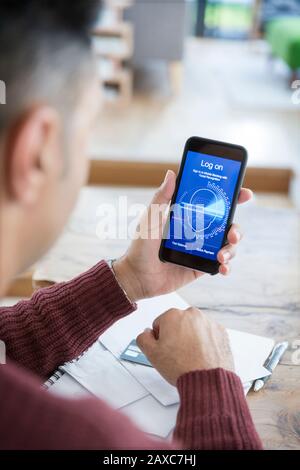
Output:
[
  {"left": 223, "top": 251, "right": 231, "bottom": 262},
  {"left": 235, "top": 231, "right": 241, "bottom": 241}
]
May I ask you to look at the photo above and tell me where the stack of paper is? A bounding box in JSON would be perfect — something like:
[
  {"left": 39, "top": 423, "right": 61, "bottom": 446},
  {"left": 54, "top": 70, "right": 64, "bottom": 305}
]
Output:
[
  {"left": 50, "top": 292, "right": 274, "bottom": 438},
  {"left": 62, "top": 342, "right": 148, "bottom": 409}
]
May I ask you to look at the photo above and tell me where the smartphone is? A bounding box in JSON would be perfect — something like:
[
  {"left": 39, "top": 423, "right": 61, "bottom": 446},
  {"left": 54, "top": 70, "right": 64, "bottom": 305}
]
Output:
[{"left": 159, "top": 136, "right": 247, "bottom": 275}]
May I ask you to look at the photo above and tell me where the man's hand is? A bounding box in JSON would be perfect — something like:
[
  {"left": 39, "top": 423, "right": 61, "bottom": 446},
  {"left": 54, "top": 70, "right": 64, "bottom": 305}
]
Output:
[
  {"left": 136, "top": 307, "right": 234, "bottom": 386},
  {"left": 113, "top": 170, "right": 253, "bottom": 303}
]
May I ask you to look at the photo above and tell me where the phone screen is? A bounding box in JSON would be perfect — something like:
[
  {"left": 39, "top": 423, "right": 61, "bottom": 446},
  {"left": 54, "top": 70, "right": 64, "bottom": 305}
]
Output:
[{"left": 164, "top": 150, "right": 242, "bottom": 261}]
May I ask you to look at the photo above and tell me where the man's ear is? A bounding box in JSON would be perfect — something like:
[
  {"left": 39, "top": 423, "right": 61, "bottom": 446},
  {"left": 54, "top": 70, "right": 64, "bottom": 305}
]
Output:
[{"left": 5, "top": 106, "right": 61, "bottom": 206}]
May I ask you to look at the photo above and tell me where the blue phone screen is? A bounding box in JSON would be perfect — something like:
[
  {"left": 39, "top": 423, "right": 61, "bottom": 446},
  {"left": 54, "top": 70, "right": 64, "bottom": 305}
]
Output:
[{"left": 164, "top": 150, "right": 241, "bottom": 261}]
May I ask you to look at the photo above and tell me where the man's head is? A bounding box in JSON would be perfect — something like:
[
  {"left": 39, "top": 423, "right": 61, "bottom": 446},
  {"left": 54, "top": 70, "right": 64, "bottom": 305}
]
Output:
[{"left": 0, "top": 1, "right": 102, "bottom": 293}]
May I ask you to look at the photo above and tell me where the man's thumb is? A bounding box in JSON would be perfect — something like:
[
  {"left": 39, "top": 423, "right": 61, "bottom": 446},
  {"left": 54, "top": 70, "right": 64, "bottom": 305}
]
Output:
[
  {"left": 136, "top": 328, "right": 156, "bottom": 360},
  {"left": 151, "top": 170, "right": 176, "bottom": 205}
]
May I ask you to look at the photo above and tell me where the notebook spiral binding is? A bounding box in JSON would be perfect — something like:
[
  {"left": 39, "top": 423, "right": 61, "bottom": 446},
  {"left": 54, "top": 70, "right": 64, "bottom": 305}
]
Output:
[{"left": 43, "top": 344, "right": 95, "bottom": 389}]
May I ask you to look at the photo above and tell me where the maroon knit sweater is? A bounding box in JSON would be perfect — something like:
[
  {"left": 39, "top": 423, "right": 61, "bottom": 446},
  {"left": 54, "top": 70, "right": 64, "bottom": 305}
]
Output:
[{"left": 0, "top": 261, "right": 262, "bottom": 450}]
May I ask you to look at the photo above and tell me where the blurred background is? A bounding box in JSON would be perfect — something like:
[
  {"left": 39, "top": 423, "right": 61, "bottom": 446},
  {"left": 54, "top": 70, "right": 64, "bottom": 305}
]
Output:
[
  {"left": 5, "top": 0, "right": 300, "bottom": 303},
  {"left": 5, "top": 0, "right": 300, "bottom": 297},
  {"left": 88, "top": 0, "right": 300, "bottom": 206}
]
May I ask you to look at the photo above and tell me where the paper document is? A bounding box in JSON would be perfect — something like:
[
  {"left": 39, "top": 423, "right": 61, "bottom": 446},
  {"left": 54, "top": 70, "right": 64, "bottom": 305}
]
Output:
[
  {"left": 100, "top": 293, "right": 189, "bottom": 405},
  {"left": 48, "top": 367, "right": 251, "bottom": 438},
  {"left": 227, "top": 328, "right": 273, "bottom": 383},
  {"left": 121, "top": 395, "right": 179, "bottom": 438},
  {"left": 49, "top": 372, "right": 90, "bottom": 399},
  {"left": 62, "top": 342, "right": 148, "bottom": 409}
]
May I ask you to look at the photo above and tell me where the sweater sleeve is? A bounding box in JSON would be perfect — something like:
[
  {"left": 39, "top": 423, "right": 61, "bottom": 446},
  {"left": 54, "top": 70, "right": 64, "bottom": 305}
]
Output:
[
  {"left": 175, "top": 368, "right": 263, "bottom": 449},
  {"left": 0, "top": 363, "right": 262, "bottom": 450},
  {"left": 0, "top": 261, "right": 136, "bottom": 378}
]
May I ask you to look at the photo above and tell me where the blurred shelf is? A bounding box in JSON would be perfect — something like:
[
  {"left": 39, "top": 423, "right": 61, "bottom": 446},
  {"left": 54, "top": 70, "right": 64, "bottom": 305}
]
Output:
[
  {"left": 91, "top": 2, "right": 133, "bottom": 106},
  {"left": 101, "top": 69, "right": 133, "bottom": 106},
  {"left": 92, "top": 21, "right": 132, "bottom": 38},
  {"left": 98, "top": 59, "right": 131, "bottom": 81},
  {"left": 93, "top": 36, "right": 132, "bottom": 60}
]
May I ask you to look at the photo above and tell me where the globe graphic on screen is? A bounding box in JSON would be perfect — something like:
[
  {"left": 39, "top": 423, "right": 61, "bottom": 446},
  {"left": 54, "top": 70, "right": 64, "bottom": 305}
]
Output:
[{"left": 178, "top": 182, "right": 230, "bottom": 239}]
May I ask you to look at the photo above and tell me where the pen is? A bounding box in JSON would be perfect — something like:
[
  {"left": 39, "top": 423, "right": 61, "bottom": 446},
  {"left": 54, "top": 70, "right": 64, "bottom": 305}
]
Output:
[{"left": 253, "top": 341, "right": 289, "bottom": 392}]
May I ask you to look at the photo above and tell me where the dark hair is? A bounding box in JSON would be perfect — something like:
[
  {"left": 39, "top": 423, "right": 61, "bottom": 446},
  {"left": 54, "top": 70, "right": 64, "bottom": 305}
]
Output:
[
  {"left": 0, "top": 1, "right": 101, "bottom": 40},
  {"left": 0, "top": 0, "right": 102, "bottom": 133}
]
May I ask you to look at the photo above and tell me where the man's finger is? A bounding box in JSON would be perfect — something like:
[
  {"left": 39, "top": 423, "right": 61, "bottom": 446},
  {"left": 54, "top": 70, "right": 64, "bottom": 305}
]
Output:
[
  {"left": 227, "top": 223, "right": 243, "bottom": 244},
  {"left": 219, "top": 263, "right": 231, "bottom": 276},
  {"left": 151, "top": 170, "right": 176, "bottom": 205},
  {"left": 137, "top": 170, "right": 176, "bottom": 238},
  {"left": 136, "top": 328, "right": 156, "bottom": 357},
  {"left": 238, "top": 188, "right": 253, "bottom": 204},
  {"left": 217, "top": 244, "right": 236, "bottom": 264},
  {"left": 152, "top": 308, "right": 178, "bottom": 337}
]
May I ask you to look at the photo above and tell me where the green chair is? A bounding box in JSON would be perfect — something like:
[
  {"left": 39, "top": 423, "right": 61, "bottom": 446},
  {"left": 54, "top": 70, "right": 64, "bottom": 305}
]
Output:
[{"left": 266, "top": 17, "right": 300, "bottom": 83}]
